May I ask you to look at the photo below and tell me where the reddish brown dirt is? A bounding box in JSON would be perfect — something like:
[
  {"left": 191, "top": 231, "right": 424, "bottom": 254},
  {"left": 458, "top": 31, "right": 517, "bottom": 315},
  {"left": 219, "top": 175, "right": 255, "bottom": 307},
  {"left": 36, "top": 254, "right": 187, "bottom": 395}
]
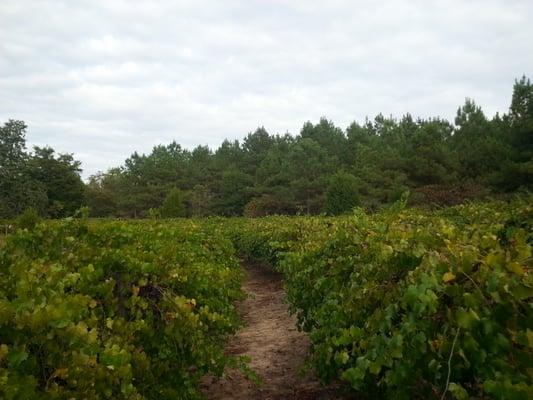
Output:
[{"left": 201, "top": 264, "right": 349, "bottom": 400}]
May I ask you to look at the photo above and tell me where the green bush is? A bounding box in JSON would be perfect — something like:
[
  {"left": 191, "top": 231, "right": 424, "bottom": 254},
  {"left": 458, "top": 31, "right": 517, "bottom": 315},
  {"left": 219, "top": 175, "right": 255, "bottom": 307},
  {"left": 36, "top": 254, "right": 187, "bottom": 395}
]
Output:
[
  {"left": 228, "top": 198, "right": 533, "bottom": 399},
  {"left": 0, "top": 219, "right": 243, "bottom": 399},
  {"left": 160, "top": 188, "right": 186, "bottom": 218},
  {"left": 324, "top": 172, "right": 359, "bottom": 215},
  {"left": 2, "top": 198, "right": 531, "bottom": 399},
  {"left": 15, "top": 208, "right": 41, "bottom": 230}
]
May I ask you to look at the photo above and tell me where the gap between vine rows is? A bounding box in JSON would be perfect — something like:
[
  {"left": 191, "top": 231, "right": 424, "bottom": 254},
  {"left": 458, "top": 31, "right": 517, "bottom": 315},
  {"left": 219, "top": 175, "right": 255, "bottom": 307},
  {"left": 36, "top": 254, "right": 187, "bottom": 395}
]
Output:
[{"left": 201, "top": 263, "right": 351, "bottom": 400}]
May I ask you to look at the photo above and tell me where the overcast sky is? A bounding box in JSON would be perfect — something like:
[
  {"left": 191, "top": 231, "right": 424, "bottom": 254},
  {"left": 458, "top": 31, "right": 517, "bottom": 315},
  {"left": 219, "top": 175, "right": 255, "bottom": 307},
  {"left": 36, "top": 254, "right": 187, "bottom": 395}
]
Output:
[{"left": 1, "top": 0, "right": 532, "bottom": 178}]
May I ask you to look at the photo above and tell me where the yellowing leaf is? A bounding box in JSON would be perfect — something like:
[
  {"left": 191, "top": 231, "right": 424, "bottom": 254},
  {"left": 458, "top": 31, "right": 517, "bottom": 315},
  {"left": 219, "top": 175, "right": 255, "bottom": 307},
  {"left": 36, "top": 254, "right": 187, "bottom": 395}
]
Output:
[
  {"left": 54, "top": 368, "right": 69, "bottom": 379},
  {"left": 505, "top": 262, "right": 524, "bottom": 276},
  {"left": 442, "top": 272, "right": 456, "bottom": 283},
  {"left": 449, "top": 383, "right": 469, "bottom": 400},
  {"left": 485, "top": 252, "right": 503, "bottom": 268},
  {"left": 335, "top": 350, "right": 350, "bottom": 364},
  {"left": 0, "top": 344, "right": 8, "bottom": 361}
]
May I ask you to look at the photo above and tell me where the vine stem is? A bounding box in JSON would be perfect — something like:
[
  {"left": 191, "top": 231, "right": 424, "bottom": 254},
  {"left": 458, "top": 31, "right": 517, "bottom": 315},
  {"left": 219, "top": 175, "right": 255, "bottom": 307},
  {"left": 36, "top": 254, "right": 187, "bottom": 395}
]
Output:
[{"left": 440, "top": 327, "right": 461, "bottom": 400}]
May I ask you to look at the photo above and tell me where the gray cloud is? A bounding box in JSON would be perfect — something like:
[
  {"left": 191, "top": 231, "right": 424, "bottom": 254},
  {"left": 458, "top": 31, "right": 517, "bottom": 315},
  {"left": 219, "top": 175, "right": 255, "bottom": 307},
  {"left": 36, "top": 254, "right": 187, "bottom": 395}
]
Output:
[{"left": 1, "top": 0, "right": 532, "bottom": 178}]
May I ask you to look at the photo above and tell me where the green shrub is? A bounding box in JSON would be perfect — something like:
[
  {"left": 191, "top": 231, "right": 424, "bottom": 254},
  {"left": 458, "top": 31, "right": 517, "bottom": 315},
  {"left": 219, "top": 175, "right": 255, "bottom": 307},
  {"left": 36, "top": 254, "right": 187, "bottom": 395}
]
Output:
[
  {"left": 160, "top": 188, "right": 186, "bottom": 218},
  {"left": 0, "top": 219, "right": 243, "bottom": 399},
  {"left": 228, "top": 198, "right": 533, "bottom": 399},
  {"left": 15, "top": 207, "right": 41, "bottom": 230},
  {"left": 147, "top": 208, "right": 161, "bottom": 219},
  {"left": 324, "top": 172, "right": 359, "bottom": 215}
]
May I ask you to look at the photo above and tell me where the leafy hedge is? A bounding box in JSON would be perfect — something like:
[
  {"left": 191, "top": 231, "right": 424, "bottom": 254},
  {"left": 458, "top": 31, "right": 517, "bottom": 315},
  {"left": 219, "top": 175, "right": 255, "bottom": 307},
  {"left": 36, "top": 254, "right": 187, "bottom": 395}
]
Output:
[
  {"left": 1, "top": 199, "right": 531, "bottom": 399},
  {"left": 224, "top": 217, "right": 302, "bottom": 266},
  {"left": 228, "top": 198, "right": 533, "bottom": 399},
  {"left": 0, "top": 218, "right": 243, "bottom": 399}
]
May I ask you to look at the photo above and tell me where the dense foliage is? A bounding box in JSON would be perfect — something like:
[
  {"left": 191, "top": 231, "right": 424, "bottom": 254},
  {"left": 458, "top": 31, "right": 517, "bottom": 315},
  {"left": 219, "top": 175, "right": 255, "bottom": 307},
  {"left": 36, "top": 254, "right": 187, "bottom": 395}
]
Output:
[
  {"left": 2, "top": 76, "right": 531, "bottom": 219},
  {"left": 228, "top": 197, "right": 533, "bottom": 399},
  {"left": 82, "top": 76, "right": 532, "bottom": 217},
  {"left": 0, "top": 197, "right": 531, "bottom": 398},
  {"left": 160, "top": 188, "right": 187, "bottom": 218},
  {"left": 324, "top": 172, "right": 360, "bottom": 215},
  {"left": 0, "top": 121, "right": 85, "bottom": 218},
  {"left": 0, "top": 218, "right": 243, "bottom": 399}
]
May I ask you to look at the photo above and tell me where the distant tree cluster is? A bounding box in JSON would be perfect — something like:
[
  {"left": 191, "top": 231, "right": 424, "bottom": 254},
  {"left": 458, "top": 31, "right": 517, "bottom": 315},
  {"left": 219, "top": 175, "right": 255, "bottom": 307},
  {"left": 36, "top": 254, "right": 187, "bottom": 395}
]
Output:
[
  {"left": 0, "top": 120, "right": 85, "bottom": 218},
  {"left": 1, "top": 76, "right": 531, "bottom": 218}
]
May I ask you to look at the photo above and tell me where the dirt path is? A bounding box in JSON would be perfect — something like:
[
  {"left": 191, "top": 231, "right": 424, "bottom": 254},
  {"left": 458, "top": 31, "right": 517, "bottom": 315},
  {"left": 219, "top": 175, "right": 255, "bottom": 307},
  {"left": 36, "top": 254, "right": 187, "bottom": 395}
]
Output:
[{"left": 201, "top": 264, "right": 347, "bottom": 400}]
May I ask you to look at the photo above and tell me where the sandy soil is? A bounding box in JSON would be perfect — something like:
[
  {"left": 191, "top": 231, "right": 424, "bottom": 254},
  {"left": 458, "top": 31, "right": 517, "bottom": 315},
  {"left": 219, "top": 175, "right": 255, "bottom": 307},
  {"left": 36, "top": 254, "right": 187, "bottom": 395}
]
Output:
[{"left": 201, "top": 263, "right": 350, "bottom": 400}]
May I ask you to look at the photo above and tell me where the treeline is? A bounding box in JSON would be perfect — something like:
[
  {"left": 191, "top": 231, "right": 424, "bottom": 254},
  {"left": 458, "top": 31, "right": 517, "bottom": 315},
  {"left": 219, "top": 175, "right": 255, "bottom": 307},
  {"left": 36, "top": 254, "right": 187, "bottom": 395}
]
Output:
[
  {"left": 0, "top": 120, "right": 84, "bottom": 218},
  {"left": 1, "top": 76, "right": 531, "bottom": 218}
]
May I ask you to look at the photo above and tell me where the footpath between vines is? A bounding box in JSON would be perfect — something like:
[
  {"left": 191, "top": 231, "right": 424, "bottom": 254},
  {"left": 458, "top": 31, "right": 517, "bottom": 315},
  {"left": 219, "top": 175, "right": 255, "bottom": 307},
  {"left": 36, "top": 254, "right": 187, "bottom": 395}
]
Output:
[{"left": 202, "top": 263, "right": 347, "bottom": 400}]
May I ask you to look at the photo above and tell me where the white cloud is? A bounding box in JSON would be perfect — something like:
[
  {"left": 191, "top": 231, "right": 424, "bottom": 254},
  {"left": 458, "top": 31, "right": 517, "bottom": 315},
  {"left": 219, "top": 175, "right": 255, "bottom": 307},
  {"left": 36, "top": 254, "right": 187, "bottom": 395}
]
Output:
[{"left": 1, "top": 0, "right": 532, "bottom": 178}]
